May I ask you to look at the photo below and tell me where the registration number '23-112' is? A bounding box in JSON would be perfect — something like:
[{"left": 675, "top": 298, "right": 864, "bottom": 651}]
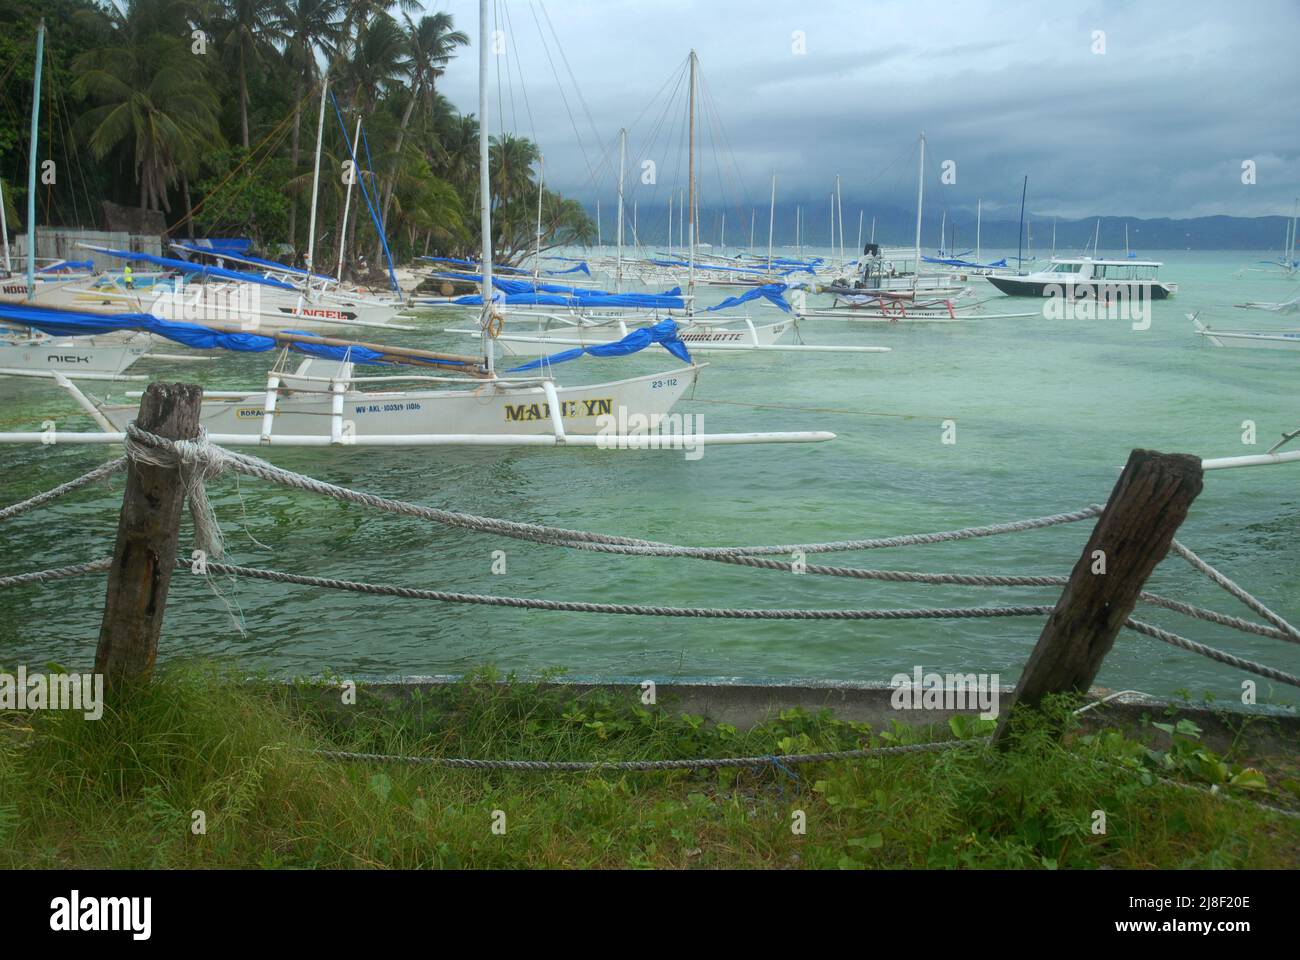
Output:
[{"left": 651, "top": 378, "right": 678, "bottom": 389}]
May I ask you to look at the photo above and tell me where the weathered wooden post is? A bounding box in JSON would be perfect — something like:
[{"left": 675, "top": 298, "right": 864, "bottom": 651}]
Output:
[
  {"left": 95, "top": 382, "right": 204, "bottom": 689},
  {"left": 993, "top": 449, "right": 1203, "bottom": 748}
]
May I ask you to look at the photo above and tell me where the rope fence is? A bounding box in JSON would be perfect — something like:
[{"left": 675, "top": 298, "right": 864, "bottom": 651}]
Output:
[{"left": 1, "top": 426, "right": 1297, "bottom": 694}]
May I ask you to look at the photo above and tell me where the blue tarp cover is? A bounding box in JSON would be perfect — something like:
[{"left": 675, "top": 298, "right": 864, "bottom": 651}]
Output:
[
  {"left": 507, "top": 318, "right": 692, "bottom": 372},
  {"left": 454, "top": 286, "right": 686, "bottom": 309},
  {"left": 704, "top": 283, "right": 792, "bottom": 313},
  {"left": 88, "top": 246, "right": 299, "bottom": 290},
  {"left": 173, "top": 243, "right": 337, "bottom": 284},
  {"left": 0, "top": 303, "right": 466, "bottom": 367}
]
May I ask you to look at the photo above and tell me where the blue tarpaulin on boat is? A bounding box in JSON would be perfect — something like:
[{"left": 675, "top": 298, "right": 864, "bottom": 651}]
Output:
[
  {"left": 184, "top": 238, "right": 253, "bottom": 257},
  {"left": 87, "top": 246, "right": 299, "bottom": 290},
  {"left": 705, "top": 283, "right": 792, "bottom": 313},
  {"left": 0, "top": 302, "right": 417, "bottom": 366},
  {"left": 454, "top": 286, "right": 685, "bottom": 309},
  {"left": 546, "top": 262, "right": 591, "bottom": 276},
  {"left": 38, "top": 260, "right": 94, "bottom": 273},
  {"left": 419, "top": 256, "right": 530, "bottom": 275},
  {"left": 173, "top": 243, "right": 337, "bottom": 284},
  {"left": 507, "top": 318, "right": 692, "bottom": 372}
]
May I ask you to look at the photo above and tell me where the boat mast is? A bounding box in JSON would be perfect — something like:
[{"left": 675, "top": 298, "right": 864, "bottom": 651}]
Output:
[
  {"left": 303, "top": 69, "right": 329, "bottom": 302},
  {"left": 616, "top": 128, "right": 625, "bottom": 293},
  {"left": 938, "top": 209, "right": 945, "bottom": 256},
  {"left": 595, "top": 198, "right": 601, "bottom": 248},
  {"left": 336, "top": 115, "right": 362, "bottom": 281},
  {"left": 856, "top": 209, "right": 863, "bottom": 257},
  {"left": 25, "top": 20, "right": 45, "bottom": 300},
  {"left": 477, "top": 0, "right": 495, "bottom": 375},
  {"left": 749, "top": 208, "right": 755, "bottom": 250},
  {"left": 1051, "top": 217, "right": 1057, "bottom": 259},
  {"left": 913, "top": 132, "right": 925, "bottom": 288},
  {"left": 836, "top": 175, "right": 844, "bottom": 265},
  {"left": 0, "top": 169, "right": 10, "bottom": 274},
  {"left": 666, "top": 195, "right": 672, "bottom": 257},
  {"left": 1125, "top": 222, "right": 1130, "bottom": 258},
  {"left": 975, "top": 198, "right": 981, "bottom": 264},
  {"left": 766, "top": 172, "right": 776, "bottom": 273},
  {"left": 870, "top": 215, "right": 876, "bottom": 243},
  {"left": 828, "top": 193, "right": 834, "bottom": 259},
  {"left": 1015, "top": 175, "right": 1027, "bottom": 274},
  {"left": 632, "top": 198, "right": 637, "bottom": 245},
  {"left": 795, "top": 205, "right": 801, "bottom": 260},
  {"left": 720, "top": 212, "right": 725, "bottom": 252},
  {"left": 534, "top": 153, "right": 544, "bottom": 282},
  {"left": 1093, "top": 217, "right": 1100, "bottom": 257},
  {"left": 687, "top": 50, "right": 696, "bottom": 309},
  {"left": 1284, "top": 196, "right": 1294, "bottom": 267}
]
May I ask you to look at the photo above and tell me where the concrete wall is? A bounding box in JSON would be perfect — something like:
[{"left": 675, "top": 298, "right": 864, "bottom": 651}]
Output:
[{"left": 11, "top": 229, "right": 162, "bottom": 264}]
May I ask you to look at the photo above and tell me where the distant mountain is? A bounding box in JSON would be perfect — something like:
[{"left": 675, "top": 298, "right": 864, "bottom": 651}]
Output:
[{"left": 599, "top": 201, "right": 1297, "bottom": 253}]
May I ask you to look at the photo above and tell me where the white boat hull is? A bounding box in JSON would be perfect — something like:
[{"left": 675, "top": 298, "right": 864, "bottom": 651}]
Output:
[
  {"left": 0, "top": 335, "right": 150, "bottom": 376},
  {"left": 99, "top": 366, "right": 700, "bottom": 439}
]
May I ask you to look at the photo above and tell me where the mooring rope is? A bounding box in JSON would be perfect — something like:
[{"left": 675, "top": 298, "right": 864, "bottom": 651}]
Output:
[
  {"left": 124, "top": 424, "right": 1102, "bottom": 557},
  {"left": 0, "top": 458, "right": 126, "bottom": 523},
  {"left": 1124, "top": 618, "right": 1300, "bottom": 688},
  {"left": 2, "top": 430, "right": 1295, "bottom": 691},
  {"left": 189, "top": 558, "right": 1055, "bottom": 622},
  {"left": 124, "top": 428, "right": 225, "bottom": 560},
  {"left": 0, "top": 558, "right": 113, "bottom": 589},
  {"left": 313, "top": 737, "right": 977, "bottom": 770},
  {"left": 1171, "top": 540, "right": 1300, "bottom": 645}
]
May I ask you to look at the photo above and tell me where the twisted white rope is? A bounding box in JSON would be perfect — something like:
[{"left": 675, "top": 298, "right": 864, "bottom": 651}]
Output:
[
  {"left": 125, "top": 424, "right": 1102, "bottom": 557},
  {"left": 0, "top": 558, "right": 112, "bottom": 589},
  {"left": 1171, "top": 540, "right": 1300, "bottom": 644},
  {"left": 0, "top": 458, "right": 125, "bottom": 522},
  {"left": 1124, "top": 618, "right": 1300, "bottom": 688},
  {"left": 191, "top": 558, "right": 1055, "bottom": 622},
  {"left": 315, "top": 737, "right": 978, "bottom": 770},
  {"left": 124, "top": 427, "right": 225, "bottom": 560}
]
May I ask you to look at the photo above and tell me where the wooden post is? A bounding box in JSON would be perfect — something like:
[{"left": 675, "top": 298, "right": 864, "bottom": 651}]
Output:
[
  {"left": 993, "top": 449, "right": 1203, "bottom": 747},
  {"left": 95, "top": 382, "right": 203, "bottom": 688}
]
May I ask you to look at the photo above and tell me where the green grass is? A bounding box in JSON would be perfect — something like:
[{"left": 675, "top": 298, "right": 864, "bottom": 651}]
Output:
[{"left": 0, "top": 661, "right": 1297, "bottom": 869}]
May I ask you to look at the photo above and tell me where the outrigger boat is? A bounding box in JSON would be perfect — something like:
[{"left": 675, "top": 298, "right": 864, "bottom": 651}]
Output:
[
  {"left": 0, "top": 326, "right": 149, "bottom": 379},
  {"left": 1192, "top": 315, "right": 1300, "bottom": 351},
  {"left": 0, "top": 8, "right": 834, "bottom": 452}
]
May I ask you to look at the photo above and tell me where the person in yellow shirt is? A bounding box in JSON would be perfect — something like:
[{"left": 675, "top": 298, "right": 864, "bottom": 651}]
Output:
[{"left": 123, "top": 264, "right": 134, "bottom": 290}]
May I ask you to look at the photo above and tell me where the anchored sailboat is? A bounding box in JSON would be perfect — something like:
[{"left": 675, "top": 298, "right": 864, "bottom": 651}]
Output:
[{"left": 0, "top": 2, "right": 835, "bottom": 451}]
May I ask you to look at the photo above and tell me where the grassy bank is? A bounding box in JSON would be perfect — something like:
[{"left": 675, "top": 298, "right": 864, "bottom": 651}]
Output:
[{"left": 1, "top": 662, "right": 1297, "bottom": 869}]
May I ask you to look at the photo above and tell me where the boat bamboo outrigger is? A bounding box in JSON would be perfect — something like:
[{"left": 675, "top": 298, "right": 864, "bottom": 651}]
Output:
[{"left": 0, "top": 2, "right": 835, "bottom": 451}]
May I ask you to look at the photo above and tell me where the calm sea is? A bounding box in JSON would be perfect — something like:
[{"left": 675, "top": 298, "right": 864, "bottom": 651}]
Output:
[{"left": 1, "top": 248, "right": 1296, "bottom": 707}]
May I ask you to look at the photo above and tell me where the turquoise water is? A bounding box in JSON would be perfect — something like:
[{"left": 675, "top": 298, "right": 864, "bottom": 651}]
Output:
[{"left": 1, "top": 249, "right": 1297, "bottom": 706}]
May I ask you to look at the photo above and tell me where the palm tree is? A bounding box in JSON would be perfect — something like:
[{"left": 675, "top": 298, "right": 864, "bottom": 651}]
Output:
[
  {"left": 489, "top": 134, "right": 540, "bottom": 209},
  {"left": 338, "top": 13, "right": 407, "bottom": 271},
  {"left": 214, "top": 0, "right": 284, "bottom": 149},
  {"left": 272, "top": 0, "right": 344, "bottom": 247},
  {"left": 74, "top": 34, "right": 222, "bottom": 215},
  {"left": 375, "top": 11, "right": 468, "bottom": 262}
]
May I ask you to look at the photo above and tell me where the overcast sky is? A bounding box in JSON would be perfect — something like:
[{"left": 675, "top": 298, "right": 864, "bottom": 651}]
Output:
[{"left": 428, "top": 0, "right": 1299, "bottom": 222}]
